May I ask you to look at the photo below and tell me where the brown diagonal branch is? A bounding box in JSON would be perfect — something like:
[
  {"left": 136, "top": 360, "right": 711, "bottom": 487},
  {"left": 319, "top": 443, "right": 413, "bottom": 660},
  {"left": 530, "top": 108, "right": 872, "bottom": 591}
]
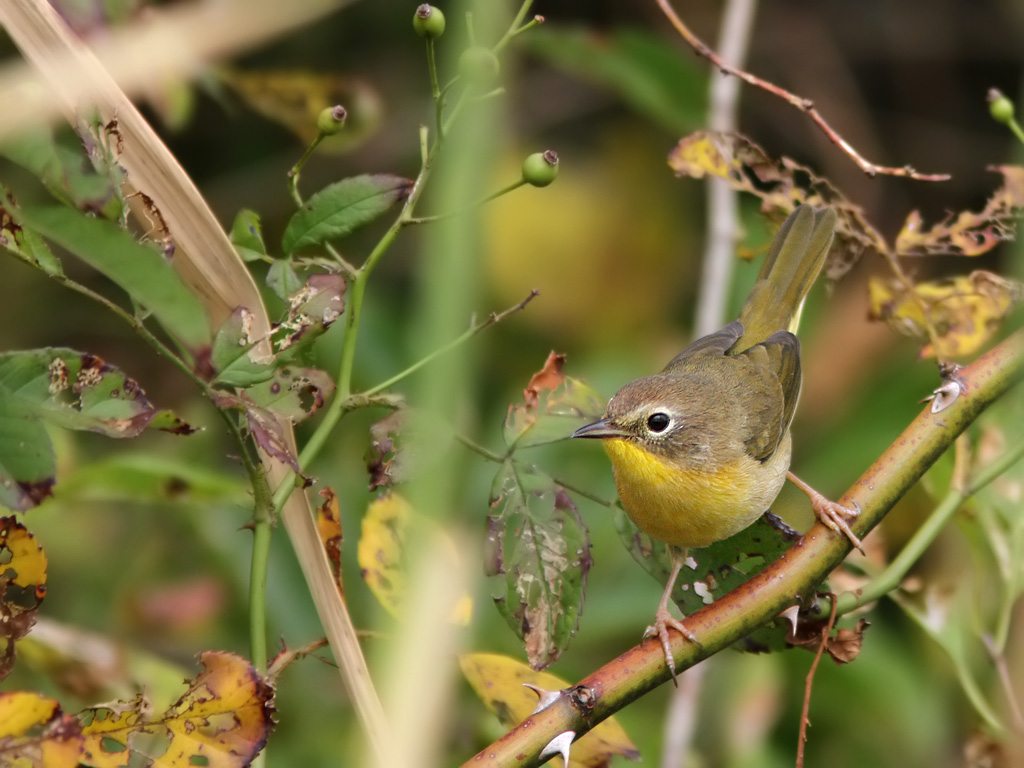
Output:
[
  {"left": 462, "top": 328, "right": 1023, "bottom": 767},
  {"left": 655, "top": 0, "right": 950, "bottom": 182}
]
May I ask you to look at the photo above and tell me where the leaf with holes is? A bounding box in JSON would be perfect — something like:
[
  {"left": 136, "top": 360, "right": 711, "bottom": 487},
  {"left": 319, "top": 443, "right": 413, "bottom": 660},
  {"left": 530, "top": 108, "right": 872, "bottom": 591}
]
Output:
[
  {"left": 667, "top": 131, "right": 886, "bottom": 280},
  {"left": 615, "top": 508, "right": 823, "bottom": 653},
  {"left": 281, "top": 174, "right": 413, "bottom": 254},
  {"left": 272, "top": 273, "right": 346, "bottom": 359},
  {"left": 487, "top": 461, "right": 591, "bottom": 669},
  {"left": 76, "top": 651, "right": 275, "bottom": 768},
  {"left": 0, "top": 692, "right": 82, "bottom": 767},
  {"left": 210, "top": 307, "right": 274, "bottom": 387},
  {"left": 0, "top": 518, "right": 48, "bottom": 681}
]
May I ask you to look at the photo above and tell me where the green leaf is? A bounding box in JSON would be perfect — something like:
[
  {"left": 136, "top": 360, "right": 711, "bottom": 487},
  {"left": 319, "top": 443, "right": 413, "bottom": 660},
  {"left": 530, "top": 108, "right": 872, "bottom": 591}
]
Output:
[
  {"left": 615, "top": 509, "right": 815, "bottom": 653},
  {"left": 266, "top": 259, "right": 303, "bottom": 301},
  {"left": 210, "top": 308, "right": 274, "bottom": 387},
  {"left": 486, "top": 460, "right": 591, "bottom": 670},
  {"left": 526, "top": 27, "right": 705, "bottom": 134},
  {"left": 230, "top": 209, "right": 268, "bottom": 262},
  {"left": 0, "top": 128, "right": 122, "bottom": 218},
  {"left": 243, "top": 366, "right": 334, "bottom": 423},
  {"left": 0, "top": 199, "right": 63, "bottom": 276},
  {"left": 281, "top": 174, "right": 412, "bottom": 254},
  {"left": 0, "top": 348, "right": 195, "bottom": 439},
  {"left": 0, "top": 392, "right": 55, "bottom": 511},
  {"left": 17, "top": 206, "right": 210, "bottom": 349}
]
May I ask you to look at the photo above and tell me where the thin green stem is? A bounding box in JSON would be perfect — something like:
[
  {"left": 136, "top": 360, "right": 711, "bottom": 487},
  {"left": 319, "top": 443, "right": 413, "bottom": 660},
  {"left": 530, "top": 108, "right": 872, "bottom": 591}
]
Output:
[
  {"left": 1007, "top": 116, "right": 1024, "bottom": 146},
  {"left": 287, "top": 134, "right": 326, "bottom": 207},
  {"left": 494, "top": 0, "right": 536, "bottom": 52},
  {"left": 405, "top": 177, "right": 526, "bottom": 225},
  {"left": 363, "top": 290, "right": 537, "bottom": 397},
  {"left": 425, "top": 39, "right": 443, "bottom": 139},
  {"left": 249, "top": 469, "right": 273, "bottom": 673}
]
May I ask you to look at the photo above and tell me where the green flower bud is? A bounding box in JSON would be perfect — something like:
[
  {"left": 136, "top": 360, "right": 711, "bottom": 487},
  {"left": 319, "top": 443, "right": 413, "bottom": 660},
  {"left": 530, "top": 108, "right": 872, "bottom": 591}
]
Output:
[
  {"left": 317, "top": 105, "right": 347, "bottom": 136},
  {"left": 458, "top": 46, "right": 500, "bottom": 88},
  {"left": 988, "top": 88, "right": 1015, "bottom": 126},
  {"left": 413, "top": 4, "right": 446, "bottom": 40},
  {"left": 521, "top": 150, "right": 559, "bottom": 187}
]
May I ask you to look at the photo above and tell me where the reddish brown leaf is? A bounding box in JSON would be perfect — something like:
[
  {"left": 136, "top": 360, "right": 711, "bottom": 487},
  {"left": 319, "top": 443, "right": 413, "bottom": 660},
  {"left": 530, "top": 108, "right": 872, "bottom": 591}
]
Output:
[
  {"left": 316, "top": 488, "right": 344, "bottom": 597},
  {"left": 523, "top": 352, "right": 566, "bottom": 409}
]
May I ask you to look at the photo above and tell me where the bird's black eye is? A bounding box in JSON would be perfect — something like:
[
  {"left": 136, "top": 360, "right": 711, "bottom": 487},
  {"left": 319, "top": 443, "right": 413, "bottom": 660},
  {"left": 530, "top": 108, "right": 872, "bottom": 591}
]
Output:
[{"left": 647, "top": 412, "right": 671, "bottom": 433}]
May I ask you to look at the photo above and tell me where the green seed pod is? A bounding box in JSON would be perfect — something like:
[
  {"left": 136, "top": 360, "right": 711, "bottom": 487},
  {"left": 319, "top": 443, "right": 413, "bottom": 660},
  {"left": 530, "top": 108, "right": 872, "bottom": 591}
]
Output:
[
  {"left": 317, "top": 105, "right": 347, "bottom": 136},
  {"left": 521, "top": 150, "right": 559, "bottom": 187},
  {"left": 413, "top": 4, "right": 446, "bottom": 40},
  {"left": 988, "top": 89, "right": 1015, "bottom": 126},
  {"left": 458, "top": 46, "right": 500, "bottom": 88}
]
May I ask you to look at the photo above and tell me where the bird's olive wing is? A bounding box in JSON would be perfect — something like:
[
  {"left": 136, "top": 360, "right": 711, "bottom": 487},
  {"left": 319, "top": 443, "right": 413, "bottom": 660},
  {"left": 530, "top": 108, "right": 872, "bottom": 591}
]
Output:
[
  {"left": 661, "top": 320, "right": 744, "bottom": 374},
  {"left": 735, "top": 330, "right": 801, "bottom": 461}
]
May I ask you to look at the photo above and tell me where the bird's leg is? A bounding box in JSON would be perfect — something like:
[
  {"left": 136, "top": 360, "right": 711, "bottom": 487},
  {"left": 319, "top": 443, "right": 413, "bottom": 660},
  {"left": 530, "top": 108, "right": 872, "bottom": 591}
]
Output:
[
  {"left": 643, "top": 549, "right": 700, "bottom": 685},
  {"left": 787, "top": 471, "right": 864, "bottom": 553}
]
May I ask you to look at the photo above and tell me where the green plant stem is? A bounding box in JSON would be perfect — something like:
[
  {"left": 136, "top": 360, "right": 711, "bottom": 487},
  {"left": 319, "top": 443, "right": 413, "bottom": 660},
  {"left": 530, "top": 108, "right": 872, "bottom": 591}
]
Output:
[
  {"left": 248, "top": 465, "right": 273, "bottom": 672},
  {"left": 287, "top": 134, "right": 325, "bottom": 207},
  {"left": 425, "top": 39, "right": 443, "bottom": 139},
  {"left": 46, "top": 265, "right": 282, "bottom": 675},
  {"left": 405, "top": 177, "right": 526, "bottom": 225},
  {"left": 1007, "top": 116, "right": 1024, "bottom": 146},
  {"left": 835, "top": 433, "right": 1024, "bottom": 616},
  {"left": 463, "top": 329, "right": 1024, "bottom": 767},
  {"left": 363, "top": 290, "right": 537, "bottom": 397},
  {"left": 494, "top": 0, "right": 535, "bottom": 52}
]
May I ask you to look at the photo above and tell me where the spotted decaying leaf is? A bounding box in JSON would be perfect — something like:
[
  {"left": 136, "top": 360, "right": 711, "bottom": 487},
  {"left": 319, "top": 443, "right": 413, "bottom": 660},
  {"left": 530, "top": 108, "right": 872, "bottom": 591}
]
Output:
[
  {"left": 0, "top": 518, "right": 48, "bottom": 681},
  {"left": 0, "top": 692, "right": 82, "bottom": 768},
  {"left": 316, "top": 488, "right": 344, "bottom": 597},
  {"left": 273, "top": 273, "right": 347, "bottom": 356},
  {"left": 615, "top": 509, "right": 826, "bottom": 653},
  {"left": 869, "top": 270, "right": 1022, "bottom": 359},
  {"left": 212, "top": 365, "right": 334, "bottom": 471},
  {"left": 895, "top": 166, "right": 1024, "bottom": 257},
  {"left": 357, "top": 492, "right": 472, "bottom": 624},
  {"left": 487, "top": 462, "right": 592, "bottom": 670},
  {"left": 504, "top": 352, "right": 606, "bottom": 450},
  {"left": 667, "top": 130, "right": 886, "bottom": 280},
  {"left": 459, "top": 653, "right": 639, "bottom": 767},
  {"left": 0, "top": 652, "right": 273, "bottom": 767}
]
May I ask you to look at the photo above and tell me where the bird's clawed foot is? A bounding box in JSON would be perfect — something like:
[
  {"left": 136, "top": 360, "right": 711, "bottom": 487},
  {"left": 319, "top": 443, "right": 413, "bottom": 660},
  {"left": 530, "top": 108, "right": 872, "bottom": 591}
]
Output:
[{"left": 644, "top": 606, "right": 700, "bottom": 685}]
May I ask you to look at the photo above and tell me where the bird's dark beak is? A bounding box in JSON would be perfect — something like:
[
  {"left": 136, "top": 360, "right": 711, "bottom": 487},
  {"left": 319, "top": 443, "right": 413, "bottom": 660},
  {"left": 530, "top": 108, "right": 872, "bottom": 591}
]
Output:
[{"left": 571, "top": 417, "right": 627, "bottom": 440}]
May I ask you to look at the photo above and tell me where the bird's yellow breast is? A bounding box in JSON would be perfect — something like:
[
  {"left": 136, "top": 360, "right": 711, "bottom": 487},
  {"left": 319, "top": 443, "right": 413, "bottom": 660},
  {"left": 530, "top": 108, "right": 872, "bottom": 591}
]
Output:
[{"left": 603, "top": 435, "right": 790, "bottom": 548}]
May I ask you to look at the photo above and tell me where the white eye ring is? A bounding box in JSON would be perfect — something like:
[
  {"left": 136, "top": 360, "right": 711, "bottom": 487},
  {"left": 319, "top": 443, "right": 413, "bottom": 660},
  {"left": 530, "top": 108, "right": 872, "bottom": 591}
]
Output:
[{"left": 646, "top": 412, "right": 671, "bottom": 433}]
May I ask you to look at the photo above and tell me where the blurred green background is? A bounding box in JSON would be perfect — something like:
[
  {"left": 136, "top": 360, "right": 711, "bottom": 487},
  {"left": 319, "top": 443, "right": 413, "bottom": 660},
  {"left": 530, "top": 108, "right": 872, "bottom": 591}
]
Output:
[{"left": 2, "top": 0, "right": 1023, "bottom": 766}]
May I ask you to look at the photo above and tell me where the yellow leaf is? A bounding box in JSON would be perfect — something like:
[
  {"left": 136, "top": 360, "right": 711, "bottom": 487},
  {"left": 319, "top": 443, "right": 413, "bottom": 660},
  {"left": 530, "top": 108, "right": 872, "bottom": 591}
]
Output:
[
  {"left": 0, "top": 692, "right": 82, "bottom": 767},
  {"left": 358, "top": 492, "right": 472, "bottom": 624},
  {"left": 0, "top": 516, "right": 47, "bottom": 594},
  {"left": 316, "top": 488, "right": 344, "bottom": 598},
  {"left": 79, "top": 652, "right": 274, "bottom": 768},
  {"left": 459, "top": 653, "right": 639, "bottom": 767},
  {"left": 868, "top": 270, "right": 1022, "bottom": 358}
]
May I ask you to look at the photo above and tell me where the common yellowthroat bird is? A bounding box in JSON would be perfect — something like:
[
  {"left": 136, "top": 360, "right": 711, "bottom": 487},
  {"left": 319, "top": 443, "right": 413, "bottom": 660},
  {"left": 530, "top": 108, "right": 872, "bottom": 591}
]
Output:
[{"left": 572, "top": 204, "right": 862, "bottom": 680}]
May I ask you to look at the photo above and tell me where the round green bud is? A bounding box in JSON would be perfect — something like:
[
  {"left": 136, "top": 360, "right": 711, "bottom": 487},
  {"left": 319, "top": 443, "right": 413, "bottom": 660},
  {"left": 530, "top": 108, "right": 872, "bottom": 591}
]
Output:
[
  {"left": 458, "top": 46, "right": 500, "bottom": 88},
  {"left": 413, "top": 4, "right": 445, "bottom": 40},
  {"left": 988, "top": 89, "right": 1015, "bottom": 126},
  {"left": 317, "top": 105, "right": 347, "bottom": 136},
  {"left": 521, "top": 150, "right": 559, "bottom": 187}
]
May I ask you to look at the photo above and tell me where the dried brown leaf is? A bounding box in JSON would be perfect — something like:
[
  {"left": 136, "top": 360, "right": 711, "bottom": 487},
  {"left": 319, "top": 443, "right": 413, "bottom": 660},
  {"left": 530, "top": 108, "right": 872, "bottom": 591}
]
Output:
[
  {"left": 667, "top": 130, "right": 887, "bottom": 279},
  {"left": 896, "top": 166, "right": 1024, "bottom": 257}
]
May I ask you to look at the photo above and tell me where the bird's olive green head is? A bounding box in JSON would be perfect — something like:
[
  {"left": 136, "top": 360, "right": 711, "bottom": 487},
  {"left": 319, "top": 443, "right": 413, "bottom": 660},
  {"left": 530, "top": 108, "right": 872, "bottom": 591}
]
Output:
[{"left": 572, "top": 374, "right": 719, "bottom": 462}]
